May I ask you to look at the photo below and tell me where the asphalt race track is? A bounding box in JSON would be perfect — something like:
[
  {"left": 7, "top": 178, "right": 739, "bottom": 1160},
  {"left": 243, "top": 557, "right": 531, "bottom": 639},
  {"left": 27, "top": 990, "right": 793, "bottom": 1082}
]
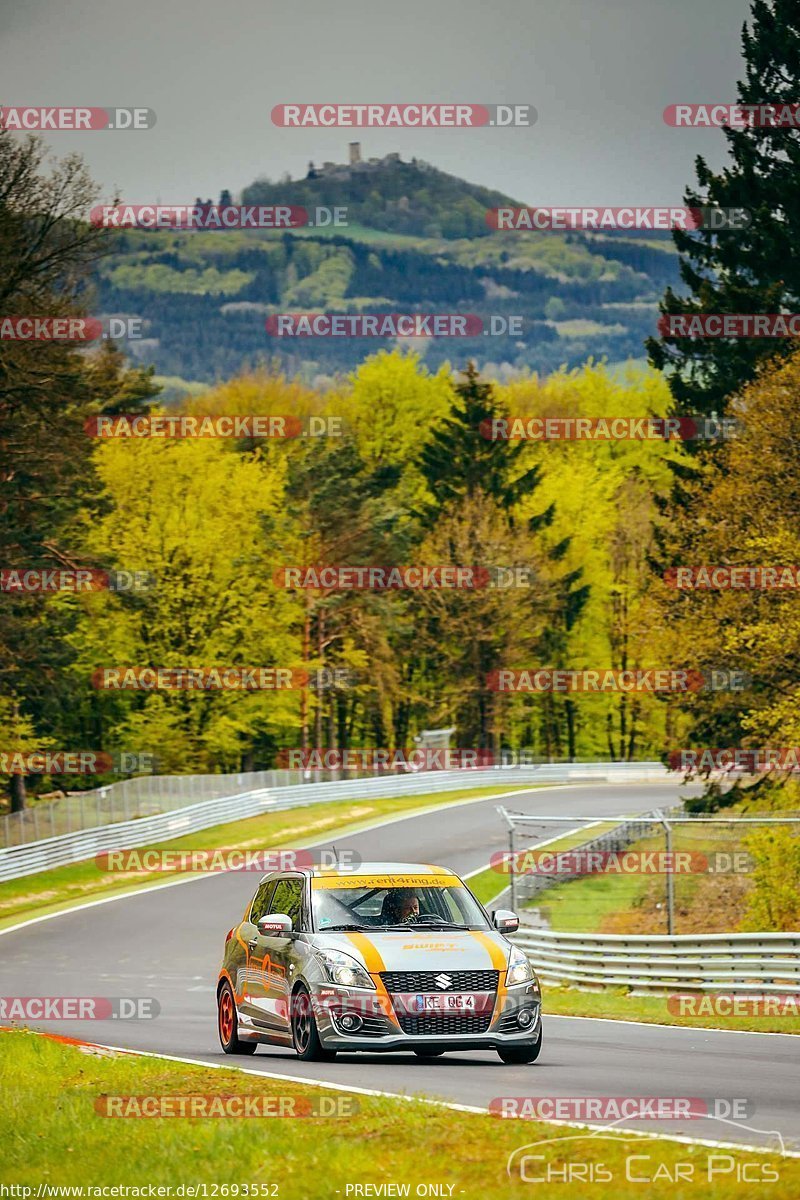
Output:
[{"left": 1, "top": 780, "right": 798, "bottom": 1153}]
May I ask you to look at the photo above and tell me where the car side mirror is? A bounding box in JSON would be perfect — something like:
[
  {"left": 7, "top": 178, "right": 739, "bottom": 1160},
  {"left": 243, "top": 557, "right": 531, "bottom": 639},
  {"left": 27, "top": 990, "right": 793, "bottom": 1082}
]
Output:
[
  {"left": 492, "top": 909, "right": 519, "bottom": 934},
  {"left": 257, "top": 913, "right": 293, "bottom": 936}
]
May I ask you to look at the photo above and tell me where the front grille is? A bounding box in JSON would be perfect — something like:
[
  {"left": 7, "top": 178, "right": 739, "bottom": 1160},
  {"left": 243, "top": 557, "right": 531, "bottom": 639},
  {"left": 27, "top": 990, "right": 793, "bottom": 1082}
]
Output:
[
  {"left": 381, "top": 969, "right": 498, "bottom": 993},
  {"left": 397, "top": 1012, "right": 494, "bottom": 1035}
]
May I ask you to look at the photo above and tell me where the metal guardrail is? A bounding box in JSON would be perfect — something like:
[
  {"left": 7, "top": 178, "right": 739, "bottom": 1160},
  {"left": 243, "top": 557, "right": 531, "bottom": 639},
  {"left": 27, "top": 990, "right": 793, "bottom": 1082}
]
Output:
[
  {"left": 0, "top": 759, "right": 669, "bottom": 849},
  {"left": 0, "top": 761, "right": 668, "bottom": 882},
  {"left": 512, "top": 928, "right": 800, "bottom": 993}
]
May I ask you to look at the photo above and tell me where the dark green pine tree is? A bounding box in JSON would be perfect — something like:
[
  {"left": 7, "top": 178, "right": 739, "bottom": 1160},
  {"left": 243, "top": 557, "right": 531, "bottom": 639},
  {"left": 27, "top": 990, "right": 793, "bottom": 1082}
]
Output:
[
  {"left": 417, "top": 361, "right": 547, "bottom": 522},
  {"left": 648, "top": 0, "right": 800, "bottom": 417}
]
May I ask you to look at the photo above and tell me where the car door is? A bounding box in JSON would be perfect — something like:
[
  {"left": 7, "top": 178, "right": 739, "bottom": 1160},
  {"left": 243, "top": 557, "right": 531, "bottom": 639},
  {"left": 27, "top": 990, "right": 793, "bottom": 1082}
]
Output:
[
  {"left": 237, "top": 877, "right": 277, "bottom": 1024},
  {"left": 243, "top": 874, "right": 306, "bottom": 1034}
]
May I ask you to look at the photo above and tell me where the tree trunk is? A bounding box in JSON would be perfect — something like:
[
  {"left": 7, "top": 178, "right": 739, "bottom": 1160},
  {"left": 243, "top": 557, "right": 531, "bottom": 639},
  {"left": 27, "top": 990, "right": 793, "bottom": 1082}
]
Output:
[
  {"left": 300, "top": 596, "right": 311, "bottom": 751},
  {"left": 10, "top": 772, "right": 26, "bottom": 812},
  {"left": 565, "top": 698, "right": 577, "bottom": 761}
]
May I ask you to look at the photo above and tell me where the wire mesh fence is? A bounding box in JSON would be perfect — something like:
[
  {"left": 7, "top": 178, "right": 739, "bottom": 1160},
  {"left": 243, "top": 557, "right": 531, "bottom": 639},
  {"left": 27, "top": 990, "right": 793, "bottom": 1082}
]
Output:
[
  {"left": 0, "top": 769, "right": 310, "bottom": 848},
  {"left": 495, "top": 807, "right": 800, "bottom": 937}
]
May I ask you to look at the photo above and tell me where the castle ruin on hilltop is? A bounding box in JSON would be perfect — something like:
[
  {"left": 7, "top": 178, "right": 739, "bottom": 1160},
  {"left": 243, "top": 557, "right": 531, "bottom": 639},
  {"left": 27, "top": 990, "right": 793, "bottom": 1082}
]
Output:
[{"left": 306, "top": 143, "right": 430, "bottom": 181}]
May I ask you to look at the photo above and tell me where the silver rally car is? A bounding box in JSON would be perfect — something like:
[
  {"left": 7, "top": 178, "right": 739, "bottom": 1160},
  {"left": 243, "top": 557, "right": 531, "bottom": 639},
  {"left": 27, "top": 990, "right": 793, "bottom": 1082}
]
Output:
[{"left": 216, "top": 861, "right": 542, "bottom": 1064}]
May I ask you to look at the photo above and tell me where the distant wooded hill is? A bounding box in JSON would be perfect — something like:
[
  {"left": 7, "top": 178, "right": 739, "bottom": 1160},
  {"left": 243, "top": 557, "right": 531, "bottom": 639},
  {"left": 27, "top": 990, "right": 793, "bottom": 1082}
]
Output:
[{"left": 94, "top": 152, "right": 680, "bottom": 390}]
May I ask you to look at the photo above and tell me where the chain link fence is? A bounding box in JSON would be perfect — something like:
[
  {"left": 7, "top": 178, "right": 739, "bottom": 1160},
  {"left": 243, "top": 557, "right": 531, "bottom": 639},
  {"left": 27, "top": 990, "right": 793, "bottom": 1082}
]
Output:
[
  {"left": 496, "top": 807, "right": 800, "bottom": 936},
  {"left": 0, "top": 769, "right": 311, "bottom": 848}
]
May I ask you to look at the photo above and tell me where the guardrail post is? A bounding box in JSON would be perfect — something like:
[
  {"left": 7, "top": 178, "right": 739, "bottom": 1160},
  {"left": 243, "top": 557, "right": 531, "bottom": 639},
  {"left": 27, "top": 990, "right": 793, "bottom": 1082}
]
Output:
[{"left": 654, "top": 809, "right": 675, "bottom": 935}]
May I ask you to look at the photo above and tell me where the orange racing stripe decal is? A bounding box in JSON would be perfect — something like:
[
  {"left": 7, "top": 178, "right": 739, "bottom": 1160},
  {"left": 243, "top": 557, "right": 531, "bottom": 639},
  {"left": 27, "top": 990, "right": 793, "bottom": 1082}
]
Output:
[
  {"left": 344, "top": 932, "right": 400, "bottom": 1028},
  {"left": 470, "top": 930, "right": 508, "bottom": 1028}
]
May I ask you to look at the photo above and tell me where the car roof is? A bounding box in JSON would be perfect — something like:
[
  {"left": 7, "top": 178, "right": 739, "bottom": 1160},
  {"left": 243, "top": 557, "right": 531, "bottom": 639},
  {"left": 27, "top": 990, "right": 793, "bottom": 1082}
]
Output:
[{"left": 257, "top": 861, "right": 459, "bottom": 883}]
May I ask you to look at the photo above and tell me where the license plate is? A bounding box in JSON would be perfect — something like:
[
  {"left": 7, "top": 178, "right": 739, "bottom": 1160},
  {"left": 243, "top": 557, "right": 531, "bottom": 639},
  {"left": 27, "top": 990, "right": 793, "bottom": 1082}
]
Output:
[{"left": 410, "top": 993, "right": 477, "bottom": 1013}]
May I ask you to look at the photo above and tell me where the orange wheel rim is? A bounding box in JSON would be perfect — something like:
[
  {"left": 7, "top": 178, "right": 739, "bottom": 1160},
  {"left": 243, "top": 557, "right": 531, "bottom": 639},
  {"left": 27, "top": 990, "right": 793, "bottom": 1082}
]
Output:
[{"left": 219, "top": 989, "right": 234, "bottom": 1042}]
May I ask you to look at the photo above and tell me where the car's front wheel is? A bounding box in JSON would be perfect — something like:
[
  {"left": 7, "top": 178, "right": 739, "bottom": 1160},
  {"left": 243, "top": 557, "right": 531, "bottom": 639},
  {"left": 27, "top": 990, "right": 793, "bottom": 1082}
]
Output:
[
  {"left": 291, "top": 984, "right": 337, "bottom": 1062},
  {"left": 218, "top": 980, "right": 257, "bottom": 1055},
  {"left": 497, "top": 1028, "right": 543, "bottom": 1065}
]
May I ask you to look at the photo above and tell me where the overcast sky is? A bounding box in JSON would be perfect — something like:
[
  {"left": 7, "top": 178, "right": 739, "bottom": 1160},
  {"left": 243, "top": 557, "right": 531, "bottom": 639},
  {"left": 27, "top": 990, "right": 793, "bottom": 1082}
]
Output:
[{"left": 0, "top": 0, "right": 754, "bottom": 206}]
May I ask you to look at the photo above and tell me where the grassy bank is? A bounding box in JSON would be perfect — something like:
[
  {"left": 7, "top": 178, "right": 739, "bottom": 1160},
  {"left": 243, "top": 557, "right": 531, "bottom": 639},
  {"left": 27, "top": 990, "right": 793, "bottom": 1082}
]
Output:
[
  {"left": 1, "top": 1030, "right": 796, "bottom": 1198},
  {"left": 544, "top": 986, "right": 800, "bottom": 1035}
]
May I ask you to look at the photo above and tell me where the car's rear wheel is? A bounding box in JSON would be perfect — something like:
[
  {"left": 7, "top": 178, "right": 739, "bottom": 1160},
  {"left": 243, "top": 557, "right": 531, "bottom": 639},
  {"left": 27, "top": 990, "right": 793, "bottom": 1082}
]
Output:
[
  {"left": 413, "top": 1048, "right": 445, "bottom": 1058},
  {"left": 291, "top": 984, "right": 336, "bottom": 1062},
  {"left": 218, "top": 980, "right": 257, "bottom": 1055},
  {"left": 497, "top": 1028, "right": 543, "bottom": 1065}
]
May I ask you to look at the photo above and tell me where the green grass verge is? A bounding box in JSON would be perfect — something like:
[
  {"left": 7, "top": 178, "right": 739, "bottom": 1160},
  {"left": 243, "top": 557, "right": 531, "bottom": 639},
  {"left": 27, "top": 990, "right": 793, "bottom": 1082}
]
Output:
[
  {"left": 544, "top": 985, "right": 800, "bottom": 1035},
  {"left": 527, "top": 823, "right": 758, "bottom": 934},
  {"left": 1, "top": 1030, "right": 796, "bottom": 1196},
  {"left": 534, "top": 863, "right": 656, "bottom": 932},
  {"left": 0, "top": 784, "right": 531, "bottom": 931}
]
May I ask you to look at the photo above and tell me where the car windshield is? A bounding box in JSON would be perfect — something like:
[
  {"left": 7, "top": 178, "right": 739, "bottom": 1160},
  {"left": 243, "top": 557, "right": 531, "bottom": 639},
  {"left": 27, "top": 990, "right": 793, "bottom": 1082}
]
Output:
[{"left": 310, "top": 876, "right": 490, "bottom": 931}]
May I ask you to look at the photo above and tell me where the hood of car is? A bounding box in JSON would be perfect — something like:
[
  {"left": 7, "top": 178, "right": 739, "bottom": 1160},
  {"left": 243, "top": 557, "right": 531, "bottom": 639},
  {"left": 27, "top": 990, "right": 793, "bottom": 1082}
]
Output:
[{"left": 312, "top": 928, "right": 511, "bottom": 973}]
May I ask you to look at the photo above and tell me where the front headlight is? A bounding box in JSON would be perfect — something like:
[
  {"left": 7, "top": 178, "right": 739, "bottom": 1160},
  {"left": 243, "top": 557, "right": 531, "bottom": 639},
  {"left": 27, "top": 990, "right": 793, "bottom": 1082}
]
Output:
[
  {"left": 506, "top": 944, "right": 535, "bottom": 987},
  {"left": 315, "top": 948, "right": 376, "bottom": 990}
]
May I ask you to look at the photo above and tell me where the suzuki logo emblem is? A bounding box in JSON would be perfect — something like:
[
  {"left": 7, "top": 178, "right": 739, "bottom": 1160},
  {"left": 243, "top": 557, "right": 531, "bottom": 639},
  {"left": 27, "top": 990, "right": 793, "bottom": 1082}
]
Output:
[{"left": 434, "top": 973, "right": 453, "bottom": 990}]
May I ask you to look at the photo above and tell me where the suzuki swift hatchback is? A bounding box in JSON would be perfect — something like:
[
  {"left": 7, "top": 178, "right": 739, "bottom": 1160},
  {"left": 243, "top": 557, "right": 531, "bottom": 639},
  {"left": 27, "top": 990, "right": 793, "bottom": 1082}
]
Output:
[{"left": 216, "top": 862, "right": 542, "bottom": 1064}]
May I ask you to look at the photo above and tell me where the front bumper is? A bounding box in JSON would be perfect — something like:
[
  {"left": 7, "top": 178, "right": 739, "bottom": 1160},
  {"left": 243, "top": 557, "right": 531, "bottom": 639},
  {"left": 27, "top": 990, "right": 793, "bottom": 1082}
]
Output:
[{"left": 310, "top": 981, "right": 542, "bottom": 1053}]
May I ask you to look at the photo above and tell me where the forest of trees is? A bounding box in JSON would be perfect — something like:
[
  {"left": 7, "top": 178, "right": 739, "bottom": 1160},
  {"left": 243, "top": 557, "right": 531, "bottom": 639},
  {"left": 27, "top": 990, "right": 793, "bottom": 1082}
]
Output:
[
  {"left": 94, "top": 228, "right": 674, "bottom": 384},
  {"left": 4, "top": 0, "right": 800, "bottom": 818}
]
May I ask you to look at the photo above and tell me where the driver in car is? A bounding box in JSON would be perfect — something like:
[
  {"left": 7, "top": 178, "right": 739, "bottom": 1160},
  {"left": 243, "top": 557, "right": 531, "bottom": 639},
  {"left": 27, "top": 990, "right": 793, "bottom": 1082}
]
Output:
[{"left": 382, "top": 888, "right": 420, "bottom": 924}]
